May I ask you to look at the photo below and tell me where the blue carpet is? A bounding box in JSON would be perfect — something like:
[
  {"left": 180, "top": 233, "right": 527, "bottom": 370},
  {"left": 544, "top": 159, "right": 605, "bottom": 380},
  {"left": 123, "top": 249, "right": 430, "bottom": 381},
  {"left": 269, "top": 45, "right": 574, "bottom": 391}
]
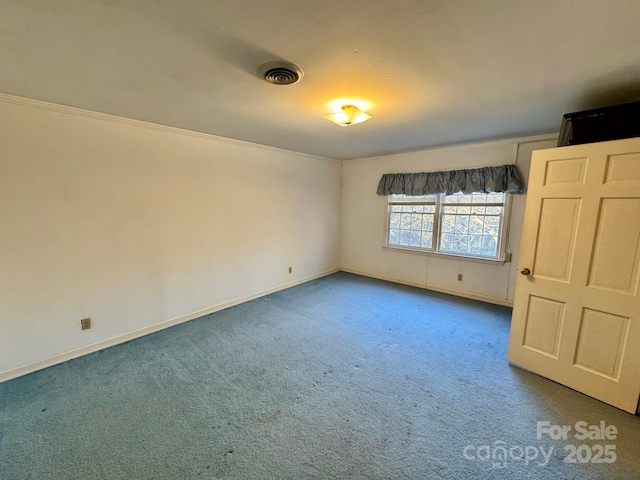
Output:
[{"left": 1, "top": 272, "right": 639, "bottom": 479}]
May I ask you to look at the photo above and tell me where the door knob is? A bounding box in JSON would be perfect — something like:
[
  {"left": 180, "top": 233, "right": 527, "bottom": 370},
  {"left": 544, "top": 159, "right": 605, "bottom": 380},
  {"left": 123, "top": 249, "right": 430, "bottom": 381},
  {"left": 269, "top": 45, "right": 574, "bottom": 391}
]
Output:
[{"left": 520, "top": 268, "right": 531, "bottom": 276}]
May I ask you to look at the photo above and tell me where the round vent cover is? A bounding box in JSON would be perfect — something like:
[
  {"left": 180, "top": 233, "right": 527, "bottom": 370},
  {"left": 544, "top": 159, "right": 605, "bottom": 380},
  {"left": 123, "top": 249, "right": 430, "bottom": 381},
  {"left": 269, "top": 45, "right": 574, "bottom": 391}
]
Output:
[{"left": 257, "top": 61, "right": 304, "bottom": 85}]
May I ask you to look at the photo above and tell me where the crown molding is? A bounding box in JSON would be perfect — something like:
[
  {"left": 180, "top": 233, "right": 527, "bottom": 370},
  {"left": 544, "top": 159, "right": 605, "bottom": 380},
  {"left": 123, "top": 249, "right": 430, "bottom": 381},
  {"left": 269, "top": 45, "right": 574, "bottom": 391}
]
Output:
[
  {"left": 342, "top": 133, "right": 559, "bottom": 163},
  {"left": 0, "top": 92, "right": 340, "bottom": 163}
]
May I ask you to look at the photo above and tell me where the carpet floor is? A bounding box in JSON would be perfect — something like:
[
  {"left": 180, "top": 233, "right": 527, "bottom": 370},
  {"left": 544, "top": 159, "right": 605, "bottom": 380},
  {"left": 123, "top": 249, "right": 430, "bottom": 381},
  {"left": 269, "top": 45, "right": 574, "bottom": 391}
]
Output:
[{"left": 1, "top": 272, "right": 639, "bottom": 479}]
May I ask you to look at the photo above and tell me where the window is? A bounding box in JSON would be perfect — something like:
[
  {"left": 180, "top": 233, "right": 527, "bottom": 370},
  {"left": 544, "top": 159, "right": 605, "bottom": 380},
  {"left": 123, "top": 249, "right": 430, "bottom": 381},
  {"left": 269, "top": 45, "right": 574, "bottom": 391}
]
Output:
[{"left": 386, "top": 192, "right": 509, "bottom": 261}]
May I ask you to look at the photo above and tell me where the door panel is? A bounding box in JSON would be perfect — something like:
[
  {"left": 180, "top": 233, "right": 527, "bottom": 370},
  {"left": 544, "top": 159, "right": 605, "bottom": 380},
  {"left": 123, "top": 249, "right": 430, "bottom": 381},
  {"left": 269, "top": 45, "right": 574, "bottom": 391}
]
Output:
[
  {"left": 509, "top": 138, "right": 640, "bottom": 413},
  {"left": 522, "top": 296, "right": 565, "bottom": 358},
  {"left": 605, "top": 152, "right": 640, "bottom": 184},
  {"left": 588, "top": 198, "right": 640, "bottom": 294},
  {"left": 544, "top": 157, "right": 587, "bottom": 185},
  {"left": 533, "top": 198, "right": 581, "bottom": 281},
  {"left": 574, "top": 308, "right": 629, "bottom": 379}
]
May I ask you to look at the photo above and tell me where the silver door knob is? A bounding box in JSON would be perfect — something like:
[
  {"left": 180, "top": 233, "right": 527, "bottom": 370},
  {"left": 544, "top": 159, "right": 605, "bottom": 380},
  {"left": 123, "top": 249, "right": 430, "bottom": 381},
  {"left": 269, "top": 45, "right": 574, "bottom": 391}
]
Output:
[{"left": 520, "top": 268, "right": 531, "bottom": 276}]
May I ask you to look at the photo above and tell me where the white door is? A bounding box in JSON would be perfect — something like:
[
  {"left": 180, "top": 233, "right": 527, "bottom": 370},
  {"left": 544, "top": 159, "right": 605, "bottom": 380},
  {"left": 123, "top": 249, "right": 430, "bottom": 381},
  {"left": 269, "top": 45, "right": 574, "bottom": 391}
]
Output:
[{"left": 508, "top": 137, "right": 640, "bottom": 414}]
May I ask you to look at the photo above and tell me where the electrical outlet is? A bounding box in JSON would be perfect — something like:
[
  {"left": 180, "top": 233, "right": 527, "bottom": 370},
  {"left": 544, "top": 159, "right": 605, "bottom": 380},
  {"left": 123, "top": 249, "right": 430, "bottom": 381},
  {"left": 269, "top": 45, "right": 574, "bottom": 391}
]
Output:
[
  {"left": 457, "top": 274, "right": 463, "bottom": 281},
  {"left": 81, "top": 318, "right": 91, "bottom": 330},
  {"left": 288, "top": 267, "right": 292, "bottom": 274}
]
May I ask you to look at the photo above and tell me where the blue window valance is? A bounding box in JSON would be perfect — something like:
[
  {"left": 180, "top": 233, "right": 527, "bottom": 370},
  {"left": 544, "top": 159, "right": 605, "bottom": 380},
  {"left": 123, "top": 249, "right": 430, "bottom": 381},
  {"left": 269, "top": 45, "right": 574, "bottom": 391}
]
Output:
[{"left": 376, "top": 164, "right": 525, "bottom": 196}]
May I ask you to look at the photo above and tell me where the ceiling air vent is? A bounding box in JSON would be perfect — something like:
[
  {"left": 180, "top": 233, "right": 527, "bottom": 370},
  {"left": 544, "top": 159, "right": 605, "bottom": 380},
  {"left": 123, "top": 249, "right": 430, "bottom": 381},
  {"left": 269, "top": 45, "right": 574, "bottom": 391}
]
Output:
[{"left": 257, "top": 61, "right": 304, "bottom": 85}]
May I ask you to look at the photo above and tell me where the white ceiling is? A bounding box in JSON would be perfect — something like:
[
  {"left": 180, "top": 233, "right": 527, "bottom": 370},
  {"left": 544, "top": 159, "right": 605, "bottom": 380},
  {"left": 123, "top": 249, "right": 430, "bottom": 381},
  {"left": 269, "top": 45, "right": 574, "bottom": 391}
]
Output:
[{"left": 2, "top": 1, "right": 640, "bottom": 160}]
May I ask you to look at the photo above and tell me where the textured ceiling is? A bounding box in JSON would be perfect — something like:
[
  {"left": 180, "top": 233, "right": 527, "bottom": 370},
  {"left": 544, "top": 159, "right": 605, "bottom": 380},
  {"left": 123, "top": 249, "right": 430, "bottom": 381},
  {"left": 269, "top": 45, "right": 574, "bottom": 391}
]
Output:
[{"left": 2, "top": 0, "right": 640, "bottom": 159}]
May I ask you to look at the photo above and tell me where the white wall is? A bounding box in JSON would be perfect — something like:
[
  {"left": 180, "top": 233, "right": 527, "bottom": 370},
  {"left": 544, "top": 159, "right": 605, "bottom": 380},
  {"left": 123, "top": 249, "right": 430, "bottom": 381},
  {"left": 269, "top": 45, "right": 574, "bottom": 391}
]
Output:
[
  {"left": 340, "top": 136, "right": 557, "bottom": 306},
  {"left": 0, "top": 96, "right": 341, "bottom": 380}
]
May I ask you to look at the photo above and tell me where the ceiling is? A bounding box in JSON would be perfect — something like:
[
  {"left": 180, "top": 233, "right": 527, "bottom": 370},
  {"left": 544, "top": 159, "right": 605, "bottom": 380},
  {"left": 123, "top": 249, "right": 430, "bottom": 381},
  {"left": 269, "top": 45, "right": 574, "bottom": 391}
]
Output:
[{"left": 2, "top": 1, "right": 640, "bottom": 160}]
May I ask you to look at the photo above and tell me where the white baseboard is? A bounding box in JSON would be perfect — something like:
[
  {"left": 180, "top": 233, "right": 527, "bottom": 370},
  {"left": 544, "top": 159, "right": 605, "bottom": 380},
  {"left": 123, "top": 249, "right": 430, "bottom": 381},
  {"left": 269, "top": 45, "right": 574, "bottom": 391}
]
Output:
[
  {"left": 0, "top": 268, "right": 339, "bottom": 384},
  {"left": 340, "top": 268, "right": 514, "bottom": 307}
]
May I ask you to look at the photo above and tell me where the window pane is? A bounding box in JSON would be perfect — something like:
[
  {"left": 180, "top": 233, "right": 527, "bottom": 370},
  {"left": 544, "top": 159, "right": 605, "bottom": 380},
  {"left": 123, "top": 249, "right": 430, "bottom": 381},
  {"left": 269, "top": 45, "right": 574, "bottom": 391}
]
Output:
[
  {"left": 390, "top": 194, "right": 437, "bottom": 203},
  {"left": 455, "top": 215, "right": 469, "bottom": 234},
  {"left": 421, "top": 232, "right": 433, "bottom": 248},
  {"left": 423, "top": 216, "right": 434, "bottom": 232},
  {"left": 469, "top": 215, "right": 484, "bottom": 234},
  {"left": 484, "top": 216, "right": 500, "bottom": 236},
  {"left": 453, "top": 234, "right": 469, "bottom": 253},
  {"left": 482, "top": 236, "right": 498, "bottom": 257},
  {"left": 441, "top": 215, "right": 455, "bottom": 233},
  {"left": 445, "top": 192, "right": 505, "bottom": 205},
  {"left": 469, "top": 235, "right": 483, "bottom": 255},
  {"left": 410, "top": 213, "right": 422, "bottom": 229},
  {"left": 445, "top": 192, "right": 474, "bottom": 203},
  {"left": 387, "top": 195, "right": 436, "bottom": 250},
  {"left": 408, "top": 231, "right": 421, "bottom": 247},
  {"left": 440, "top": 233, "right": 454, "bottom": 251},
  {"left": 438, "top": 192, "right": 505, "bottom": 258}
]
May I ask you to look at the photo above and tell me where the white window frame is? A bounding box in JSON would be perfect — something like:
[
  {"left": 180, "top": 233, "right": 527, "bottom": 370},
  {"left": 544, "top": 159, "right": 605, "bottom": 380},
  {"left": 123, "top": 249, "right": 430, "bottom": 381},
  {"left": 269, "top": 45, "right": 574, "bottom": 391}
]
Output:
[{"left": 383, "top": 192, "right": 512, "bottom": 264}]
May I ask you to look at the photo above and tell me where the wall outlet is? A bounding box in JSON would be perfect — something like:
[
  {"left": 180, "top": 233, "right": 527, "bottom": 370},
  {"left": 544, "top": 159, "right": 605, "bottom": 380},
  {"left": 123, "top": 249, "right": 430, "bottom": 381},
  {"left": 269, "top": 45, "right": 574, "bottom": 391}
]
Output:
[
  {"left": 457, "top": 274, "right": 463, "bottom": 281},
  {"left": 80, "top": 318, "right": 91, "bottom": 330},
  {"left": 288, "top": 267, "right": 292, "bottom": 274}
]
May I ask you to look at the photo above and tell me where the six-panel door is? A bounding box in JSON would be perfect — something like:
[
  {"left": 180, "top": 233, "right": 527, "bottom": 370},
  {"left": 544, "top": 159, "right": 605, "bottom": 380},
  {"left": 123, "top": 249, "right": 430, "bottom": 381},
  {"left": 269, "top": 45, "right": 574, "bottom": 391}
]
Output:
[{"left": 508, "top": 138, "right": 640, "bottom": 414}]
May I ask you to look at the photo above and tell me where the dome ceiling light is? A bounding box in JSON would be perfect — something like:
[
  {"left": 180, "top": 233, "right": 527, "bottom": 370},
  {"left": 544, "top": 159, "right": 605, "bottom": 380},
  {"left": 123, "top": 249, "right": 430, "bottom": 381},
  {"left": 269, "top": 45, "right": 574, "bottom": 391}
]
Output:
[{"left": 323, "top": 104, "right": 373, "bottom": 127}]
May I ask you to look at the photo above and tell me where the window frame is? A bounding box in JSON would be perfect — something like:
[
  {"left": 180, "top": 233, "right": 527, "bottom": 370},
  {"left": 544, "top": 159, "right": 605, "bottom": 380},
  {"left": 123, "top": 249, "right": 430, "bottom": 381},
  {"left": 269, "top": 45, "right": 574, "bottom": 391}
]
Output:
[{"left": 384, "top": 192, "right": 512, "bottom": 264}]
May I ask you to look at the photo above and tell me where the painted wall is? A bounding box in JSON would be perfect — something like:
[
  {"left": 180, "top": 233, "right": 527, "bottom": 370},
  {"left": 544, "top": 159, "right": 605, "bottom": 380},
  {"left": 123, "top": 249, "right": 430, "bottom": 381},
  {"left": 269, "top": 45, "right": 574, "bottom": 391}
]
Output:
[
  {"left": 0, "top": 97, "right": 341, "bottom": 379},
  {"left": 340, "top": 137, "right": 557, "bottom": 306}
]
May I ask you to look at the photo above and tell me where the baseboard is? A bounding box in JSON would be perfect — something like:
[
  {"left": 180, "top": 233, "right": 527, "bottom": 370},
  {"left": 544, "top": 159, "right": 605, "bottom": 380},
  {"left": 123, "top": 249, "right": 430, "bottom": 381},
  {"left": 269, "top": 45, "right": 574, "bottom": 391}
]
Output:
[
  {"left": 0, "top": 268, "right": 340, "bottom": 384},
  {"left": 340, "top": 268, "right": 514, "bottom": 307}
]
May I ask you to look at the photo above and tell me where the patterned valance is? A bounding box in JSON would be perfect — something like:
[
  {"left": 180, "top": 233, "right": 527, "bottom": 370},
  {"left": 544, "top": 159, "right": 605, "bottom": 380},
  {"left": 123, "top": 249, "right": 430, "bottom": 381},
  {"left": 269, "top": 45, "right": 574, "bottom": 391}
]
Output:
[{"left": 376, "top": 164, "right": 525, "bottom": 196}]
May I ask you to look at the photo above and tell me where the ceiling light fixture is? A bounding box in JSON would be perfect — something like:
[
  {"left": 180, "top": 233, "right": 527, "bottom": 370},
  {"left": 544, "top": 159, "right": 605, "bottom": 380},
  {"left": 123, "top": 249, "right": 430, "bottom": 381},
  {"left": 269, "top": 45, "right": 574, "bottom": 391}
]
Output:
[{"left": 323, "top": 104, "right": 372, "bottom": 127}]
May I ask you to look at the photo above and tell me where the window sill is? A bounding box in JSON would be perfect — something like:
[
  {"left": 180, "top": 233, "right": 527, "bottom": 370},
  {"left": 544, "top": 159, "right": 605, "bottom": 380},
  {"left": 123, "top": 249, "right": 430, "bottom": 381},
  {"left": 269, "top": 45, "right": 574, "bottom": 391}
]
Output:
[{"left": 382, "top": 245, "right": 511, "bottom": 265}]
